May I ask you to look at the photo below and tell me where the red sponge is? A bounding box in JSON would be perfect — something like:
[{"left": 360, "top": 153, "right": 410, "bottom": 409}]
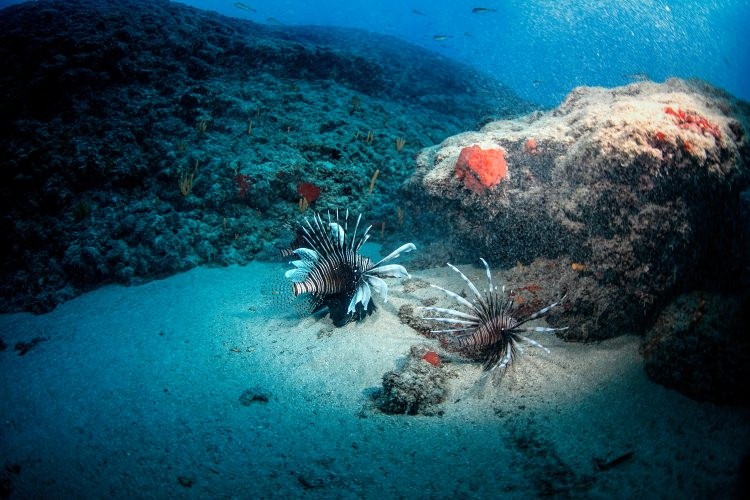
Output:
[{"left": 454, "top": 145, "right": 507, "bottom": 193}]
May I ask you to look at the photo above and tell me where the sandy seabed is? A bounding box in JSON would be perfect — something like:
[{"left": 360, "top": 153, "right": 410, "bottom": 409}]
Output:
[{"left": 1, "top": 262, "right": 748, "bottom": 498}]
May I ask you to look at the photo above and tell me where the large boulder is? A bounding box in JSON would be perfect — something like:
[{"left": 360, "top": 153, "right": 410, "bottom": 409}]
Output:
[
  {"left": 640, "top": 291, "right": 750, "bottom": 405},
  {"left": 403, "top": 78, "right": 750, "bottom": 342}
]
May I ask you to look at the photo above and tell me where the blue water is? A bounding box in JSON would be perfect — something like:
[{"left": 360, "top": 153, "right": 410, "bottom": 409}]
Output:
[
  {"left": 2, "top": 0, "right": 746, "bottom": 105},
  {"left": 168, "top": 0, "right": 750, "bottom": 105}
]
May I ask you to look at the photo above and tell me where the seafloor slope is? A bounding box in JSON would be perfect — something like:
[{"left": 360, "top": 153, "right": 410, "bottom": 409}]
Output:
[{"left": 0, "top": 0, "right": 531, "bottom": 313}]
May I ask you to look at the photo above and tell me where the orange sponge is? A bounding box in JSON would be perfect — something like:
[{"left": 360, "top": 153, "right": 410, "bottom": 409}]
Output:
[
  {"left": 422, "top": 351, "right": 441, "bottom": 367},
  {"left": 454, "top": 145, "right": 507, "bottom": 193}
]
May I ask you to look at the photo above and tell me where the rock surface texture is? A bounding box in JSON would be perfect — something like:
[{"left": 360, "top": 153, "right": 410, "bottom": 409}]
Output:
[
  {"left": 404, "top": 79, "right": 750, "bottom": 402},
  {"left": 374, "top": 345, "right": 454, "bottom": 416},
  {"left": 641, "top": 291, "right": 750, "bottom": 405},
  {"left": 405, "top": 79, "right": 749, "bottom": 342},
  {"left": 0, "top": 0, "right": 530, "bottom": 313}
]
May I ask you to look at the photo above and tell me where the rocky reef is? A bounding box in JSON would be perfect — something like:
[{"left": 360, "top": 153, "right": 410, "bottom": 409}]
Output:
[
  {"left": 402, "top": 78, "right": 750, "bottom": 404},
  {"left": 404, "top": 79, "right": 749, "bottom": 339},
  {"left": 0, "top": 0, "right": 531, "bottom": 313},
  {"left": 641, "top": 291, "right": 750, "bottom": 405}
]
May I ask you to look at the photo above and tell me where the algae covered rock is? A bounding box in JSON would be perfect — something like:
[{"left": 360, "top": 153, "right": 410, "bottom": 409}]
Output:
[
  {"left": 404, "top": 78, "right": 750, "bottom": 341},
  {"left": 374, "top": 345, "right": 454, "bottom": 416},
  {"left": 641, "top": 291, "right": 750, "bottom": 405}
]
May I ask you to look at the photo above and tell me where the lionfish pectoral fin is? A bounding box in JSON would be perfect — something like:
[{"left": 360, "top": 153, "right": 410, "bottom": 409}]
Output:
[
  {"left": 366, "top": 275, "right": 389, "bottom": 301},
  {"left": 429, "top": 284, "right": 478, "bottom": 312},
  {"left": 420, "top": 306, "right": 480, "bottom": 321},
  {"left": 517, "top": 335, "right": 550, "bottom": 353},
  {"left": 284, "top": 268, "right": 309, "bottom": 282},
  {"left": 348, "top": 282, "right": 372, "bottom": 313},
  {"left": 421, "top": 317, "right": 478, "bottom": 325},
  {"left": 489, "top": 348, "right": 514, "bottom": 372},
  {"left": 446, "top": 263, "right": 483, "bottom": 301},
  {"left": 369, "top": 263, "right": 410, "bottom": 278},
  {"left": 360, "top": 282, "right": 372, "bottom": 310},
  {"left": 292, "top": 247, "right": 318, "bottom": 260},
  {"left": 372, "top": 242, "right": 416, "bottom": 267}
]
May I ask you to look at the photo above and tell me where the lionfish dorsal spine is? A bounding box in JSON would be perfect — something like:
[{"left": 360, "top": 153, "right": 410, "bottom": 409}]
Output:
[
  {"left": 480, "top": 258, "right": 493, "bottom": 290},
  {"left": 349, "top": 213, "right": 362, "bottom": 252},
  {"left": 355, "top": 225, "right": 373, "bottom": 253},
  {"left": 446, "top": 263, "right": 484, "bottom": 302},
  {"left": 301, "top": 216, "right": 326, "bottom": 254}
]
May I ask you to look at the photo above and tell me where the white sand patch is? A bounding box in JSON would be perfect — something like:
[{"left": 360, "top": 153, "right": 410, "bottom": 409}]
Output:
[{"left": 1, "top": 262, "right": 747, "bottom": 498}]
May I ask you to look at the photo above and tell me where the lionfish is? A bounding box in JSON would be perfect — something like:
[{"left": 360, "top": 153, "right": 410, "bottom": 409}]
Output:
[
  {"left": 284, "top": 210, "right": 416, "bottom": 326},
  {"left": 422, "top": 259, "right": 567, "bottom": 372}
]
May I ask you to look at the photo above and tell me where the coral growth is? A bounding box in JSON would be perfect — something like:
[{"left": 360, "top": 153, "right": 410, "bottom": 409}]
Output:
[
  {"left": 454, "top": 145, "right": 508, "bottom": 193},
  {"left": 664, "top": 106, "right": 722, "bottom": 140},
  {"left": 297, "top": 182, "right": 321, "bottom": 203}
]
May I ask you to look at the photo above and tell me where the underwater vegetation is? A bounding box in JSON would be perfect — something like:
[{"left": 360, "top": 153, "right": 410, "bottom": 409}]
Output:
[
  {"left": 422, "top": 259, "right": 567, "bottom": 372},
  {"left": 284, "top": 210, "right": 416, "bottom": 326}
]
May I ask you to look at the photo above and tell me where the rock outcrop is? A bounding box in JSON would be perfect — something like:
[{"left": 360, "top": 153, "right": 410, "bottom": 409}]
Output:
[
  {"left": 404, "top": 79, "right": 750, "bottom": 343},
  {"left": 641, "top": 291, "right": 750, "bottom": 405}
]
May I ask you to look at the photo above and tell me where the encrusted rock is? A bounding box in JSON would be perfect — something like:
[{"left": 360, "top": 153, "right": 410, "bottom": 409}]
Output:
[
  {"left": 404, "top": 78, "right": 750, "bottom": 341},
  {"left": 374, "top": 345, "right": 454, "bottom": 416},
  {"left": 641, "top": 291, "right": 750, "bottom": 405}
]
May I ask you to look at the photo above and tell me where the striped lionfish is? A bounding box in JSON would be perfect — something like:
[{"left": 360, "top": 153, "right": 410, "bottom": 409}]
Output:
[
  {"left": 422, "top": 259, "right": 567, "bottom": 372},
  {"left": 285, "top": 210, "right": 416, "bottom": 326}
]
